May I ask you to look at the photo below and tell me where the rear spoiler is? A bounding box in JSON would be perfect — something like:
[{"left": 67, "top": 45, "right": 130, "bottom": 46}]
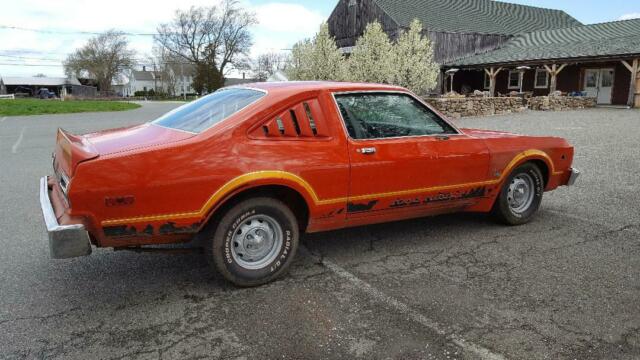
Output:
[{"left": 55, "top": 128, "right": 99, "bottom": 176}]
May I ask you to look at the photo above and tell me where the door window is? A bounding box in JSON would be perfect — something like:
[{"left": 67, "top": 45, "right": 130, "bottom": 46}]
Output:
[
  {"left": 585, "top": 71, "right": 597, "bottom": 88},
  {"left": 334, "top": 93, "right": 456, "bottom": 140},
  {"left": 601, "top": 70, "right": 614, "bottom": 87}
]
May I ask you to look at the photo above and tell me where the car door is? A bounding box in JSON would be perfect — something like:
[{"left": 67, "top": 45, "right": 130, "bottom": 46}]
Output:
[{"left": 333, "top": 91, "right": 491, "bottom": 220}]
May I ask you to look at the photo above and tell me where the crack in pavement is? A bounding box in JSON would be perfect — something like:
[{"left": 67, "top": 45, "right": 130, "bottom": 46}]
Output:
[
  {"left": 0, "top": 307, "right": 80, "bottom": 327},
  {"left": 300, "top": 245, "right": 507, "bottom": 360},
  {"left": 546, "top": 209, "right": 640, "bottom": 235}
]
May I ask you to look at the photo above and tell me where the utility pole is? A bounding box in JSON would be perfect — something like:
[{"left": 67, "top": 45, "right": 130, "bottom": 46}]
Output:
[
  {"left": 153, "top": 63, "right": 158, "bottom": 94},
  {"left": 181, "top": 63, "right": 186, "bottom": 101}
]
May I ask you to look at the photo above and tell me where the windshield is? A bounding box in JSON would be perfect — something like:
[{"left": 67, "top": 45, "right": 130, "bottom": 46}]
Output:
[{"left": 152, "top": 88, "right": 266, "bottom": 133}]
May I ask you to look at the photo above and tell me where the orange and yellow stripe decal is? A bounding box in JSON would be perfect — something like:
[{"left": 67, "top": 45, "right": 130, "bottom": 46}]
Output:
[{"left": 101, "top": 149, "right": 561, "bottom": 226}]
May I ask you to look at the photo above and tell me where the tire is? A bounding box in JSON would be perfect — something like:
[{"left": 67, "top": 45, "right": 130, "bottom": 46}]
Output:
[
  {"left": 492, "top": 163, "right": 544, "bottom": 225},
  {"left": 205, "top": 197, "right": 299, "bottom": 287}
]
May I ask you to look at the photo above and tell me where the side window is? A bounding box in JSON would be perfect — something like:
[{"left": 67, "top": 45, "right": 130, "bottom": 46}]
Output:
[
  {"left": 248, "top": 98, "right": 330, "bottom": 139},
  {"left": 334, "top": 93, "right": 456, "bottom": 140}
]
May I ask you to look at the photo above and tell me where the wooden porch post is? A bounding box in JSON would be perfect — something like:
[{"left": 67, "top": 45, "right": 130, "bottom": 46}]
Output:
[
  {"left": 621, "top": 59, "right": 639, "bottom": 108},
  {"left": 544, "top": 64, "right": 568, "bottom": 95},
  {"left": 484, "top": 67, "right": 502, "bottom": 97}
]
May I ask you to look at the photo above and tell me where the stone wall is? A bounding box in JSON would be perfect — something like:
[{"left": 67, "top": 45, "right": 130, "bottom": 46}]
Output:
[
  {"left": 423, "top": 97, "right": 525, "bottom": 118},
  {"left": 528, "top": 96, "right": 597, "bottom": 111}
]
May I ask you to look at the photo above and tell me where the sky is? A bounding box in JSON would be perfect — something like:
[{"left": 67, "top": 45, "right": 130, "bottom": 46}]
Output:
[{"left": 0, "top": 0, "right": 638, "bottom": 78}]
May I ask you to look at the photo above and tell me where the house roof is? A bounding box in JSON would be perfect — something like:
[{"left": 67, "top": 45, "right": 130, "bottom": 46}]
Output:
[
  {"left": 372, "top": 0, "right": 581, "bottom": 35},
  {"left": 224, "top": 78, "right": 255, "bottom": 87},
  {"left": 0, "top": 76, "right": 81, "bottom": 86},
  {"left": 449, "top": 18, "right": 640, "bottom": 66},
  {"left": 165, "top": 63, "right": 196, "bottom": 77},
  {"left": 131, "top": 70, "right": 156, "bottom": 81}
]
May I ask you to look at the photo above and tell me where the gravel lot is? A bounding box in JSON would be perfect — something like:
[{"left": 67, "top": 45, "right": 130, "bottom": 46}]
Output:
[{"left": 0, "top": 104, "right": 638, "bottom": 360}]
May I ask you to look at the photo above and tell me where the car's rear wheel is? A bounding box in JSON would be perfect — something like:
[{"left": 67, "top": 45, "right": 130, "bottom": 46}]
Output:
[
  {"left": 492, "top": 163, "right": 544, "bottom": 225},
  {"left": 205, "top": 197, "right": 299, "bottom": 287}
]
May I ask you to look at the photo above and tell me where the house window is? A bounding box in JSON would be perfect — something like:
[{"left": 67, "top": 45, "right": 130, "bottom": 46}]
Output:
[
  {"left": 535, "top": 69, "right": 549, "bottom": 88},
  {"left": 508, "top": 71, "right": 521, "bottom": 90},
  {"left": 484, "top": 72, "right": 491, "bottom": 89}
]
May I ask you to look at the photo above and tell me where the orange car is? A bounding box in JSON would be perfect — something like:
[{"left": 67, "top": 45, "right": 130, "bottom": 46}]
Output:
[{"left": 40, "top": 82, "right": 579, "bottom": 286}]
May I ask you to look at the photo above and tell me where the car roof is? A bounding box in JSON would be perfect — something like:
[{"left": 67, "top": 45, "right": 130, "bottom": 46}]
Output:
[{"left": 229, "top": 81, "right": 407, "bottom": 95}]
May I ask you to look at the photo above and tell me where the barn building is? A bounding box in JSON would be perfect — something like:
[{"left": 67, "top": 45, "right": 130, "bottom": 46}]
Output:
[
  {"left": 327, "top": 0, "right": 640, "bottom": 107},
  {"left": 328, "top": 0, "right": 580, "bottom": 64},
  {"left": 0, "top": 76, "right": 97, "bottom": 98}
]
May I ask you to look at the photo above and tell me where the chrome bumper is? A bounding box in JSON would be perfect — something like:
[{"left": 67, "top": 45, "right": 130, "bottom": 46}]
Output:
[
  {"left": 567, "top": 168, "right": 580, "bottom": 186},
  {"left": 39, "top": 176, "right": 92, "bottom": 259}
]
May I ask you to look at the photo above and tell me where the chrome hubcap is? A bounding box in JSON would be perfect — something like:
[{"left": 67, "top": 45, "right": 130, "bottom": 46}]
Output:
[
  {"left": 507, "top": 174, "right": 535, "bottom": 214},
  {"left": 231, "top": 215, "right": 282, "bottom": 270}
]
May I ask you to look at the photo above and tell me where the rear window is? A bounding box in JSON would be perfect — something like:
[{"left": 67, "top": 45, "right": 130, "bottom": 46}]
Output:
[{"left": 152, "top": 88, "right": 265, "bottom": 133}]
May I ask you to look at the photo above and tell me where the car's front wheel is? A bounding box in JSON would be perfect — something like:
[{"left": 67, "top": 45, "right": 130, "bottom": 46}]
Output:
[
  {"left": 492, "top": 163, "right": 544, "bottom": 225},
  {"left": 206, "top": 197, "right": 299, "bottom": 287}
]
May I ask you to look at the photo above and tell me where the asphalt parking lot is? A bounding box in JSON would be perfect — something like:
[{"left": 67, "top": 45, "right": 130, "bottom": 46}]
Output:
[{"left": 0, "top": 103, "right": 639, "bottom": 360}]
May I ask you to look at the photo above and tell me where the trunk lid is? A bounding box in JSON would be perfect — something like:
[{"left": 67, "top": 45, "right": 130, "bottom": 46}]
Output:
[
  {"left": 82, "top": 123, "right": 194, "bottom": 156},
  {"left": 54, "top": 124, "right": 195, "bottom": 176}
]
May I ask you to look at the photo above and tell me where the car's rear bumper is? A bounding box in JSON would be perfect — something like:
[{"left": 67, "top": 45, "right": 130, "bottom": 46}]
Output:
[
  {"left": 566, "top": 168, "right": 580, "bottom": 186},
  {"left": 39, "top": 176, "right": 92, "bottom": 259}
]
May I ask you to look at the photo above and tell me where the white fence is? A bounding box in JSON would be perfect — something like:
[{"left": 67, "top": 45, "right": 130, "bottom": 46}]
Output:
[{"left": 0, "top": 94, "right": 15, "bottom": 100}]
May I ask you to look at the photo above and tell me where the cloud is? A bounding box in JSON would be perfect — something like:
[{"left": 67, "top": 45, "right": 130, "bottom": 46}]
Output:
[
  {"left": 0, "top": 1, "right": 326, "bottom": 77},
  {"left": 619, "top": 13, "right": 640, "bottom": 21},
  {"left": 253, "top": 3, "right": 325, "bottom": 34},
  {"left": 250, "top": 3, "right": 325, "bottom": 57}
]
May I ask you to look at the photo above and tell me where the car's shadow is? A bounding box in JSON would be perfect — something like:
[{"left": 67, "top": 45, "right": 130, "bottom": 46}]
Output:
[{"left": 39, "top": 212, "right": 504, "bottom": 305}]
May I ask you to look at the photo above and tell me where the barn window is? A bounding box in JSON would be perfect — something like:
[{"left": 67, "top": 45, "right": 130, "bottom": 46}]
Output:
[
  {"left": 508, "top": 71, "right": 521, "bottom": 90},
  {"left": 535, "top": 69, "right": 549, "bottom": 88}
]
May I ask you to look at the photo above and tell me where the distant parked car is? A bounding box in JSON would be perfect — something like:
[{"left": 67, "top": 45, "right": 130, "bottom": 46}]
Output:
[
  {"left": 36, "top": 88, "right": 56, "bottom": 99},
  {"left": 14, "top": 86, "right": 34, "bottom": 98}
]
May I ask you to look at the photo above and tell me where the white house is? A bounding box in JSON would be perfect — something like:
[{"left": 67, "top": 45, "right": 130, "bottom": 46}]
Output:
[{"left": 126, "top": 65, "right": 197, "bottom": 96}]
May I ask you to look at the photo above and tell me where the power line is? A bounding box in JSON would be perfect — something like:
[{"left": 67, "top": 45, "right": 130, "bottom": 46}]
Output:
[
  {"left": 0, "top": 54, "right": 63, "bottom": 62},
  {"left": 0, "top": 63, "right": 64, "bottom": 67},
  {"left": 0, "top": 25, "right": 156, "bottom": 36}
]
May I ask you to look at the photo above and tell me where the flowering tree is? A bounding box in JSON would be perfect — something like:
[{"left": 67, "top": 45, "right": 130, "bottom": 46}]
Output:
[
  {"left": 287, "top": 19, "right": 439, "bottom": 94},
  {"left": 346, "top": 22, "right": 394, "bottom": 84},
  {"left": 287, "top": 23, "right": 345, "bottom": 81},
  {"left": 391, "top": 19, "right": 438, "bottom": 94}
]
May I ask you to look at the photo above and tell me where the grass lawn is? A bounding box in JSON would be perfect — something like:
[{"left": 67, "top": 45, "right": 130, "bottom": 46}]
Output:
[{"left": 0, "top": 99, "right": 141, "bottom": 116}]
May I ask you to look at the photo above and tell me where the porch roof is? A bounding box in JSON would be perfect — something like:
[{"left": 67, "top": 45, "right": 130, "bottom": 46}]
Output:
[{"left": 448, "top": 18, "right": 640, "bottom": 68}]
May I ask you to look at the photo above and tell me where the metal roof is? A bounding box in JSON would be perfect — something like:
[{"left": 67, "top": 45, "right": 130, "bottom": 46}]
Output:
[
  {"left": 449, "top": 18, "right": 640, "bottom": 66},
  {"left": 131, "top": 70, "right": 156, "bottom": 81},
  {"left": 0, "top": 76, "right": 81, "bottom": 86},
  {"left": 372, "top": 0, "right": 581, "bottom": 35}
]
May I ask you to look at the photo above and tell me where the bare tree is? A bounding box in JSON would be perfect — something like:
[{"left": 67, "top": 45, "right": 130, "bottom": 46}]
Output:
[
  {"left": 64, "top": 30, "right": 135, "bottom": 93},
  {"left": 253, "top": 52, "right": 287, "bottom": 81},
  {"left": 155, "top": 0, "right": 256, "bottom": 92},
  {"left": 150, "top": 47, "right": 177, "bottom": 95}
]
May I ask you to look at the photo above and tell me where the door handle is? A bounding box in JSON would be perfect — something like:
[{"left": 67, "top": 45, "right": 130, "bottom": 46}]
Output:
[
  {"left": 357, "top": 147, "right": 377, "bottom": 155},
  {"left": 435, "top": 135, "right": 450, "bottom": 141}
]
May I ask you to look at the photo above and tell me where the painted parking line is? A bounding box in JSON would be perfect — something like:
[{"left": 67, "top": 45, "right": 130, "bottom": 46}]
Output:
[
  {"left": 301, "top": 246, "right": 507, "bottom": 360},
  {"left": 11, "top": 127, "right": 26, "bottom": 154}
]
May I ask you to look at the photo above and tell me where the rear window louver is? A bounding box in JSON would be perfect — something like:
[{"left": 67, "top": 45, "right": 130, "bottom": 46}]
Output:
[{"left": 251, "top": 99, "right": 329, "bottom": 139}]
